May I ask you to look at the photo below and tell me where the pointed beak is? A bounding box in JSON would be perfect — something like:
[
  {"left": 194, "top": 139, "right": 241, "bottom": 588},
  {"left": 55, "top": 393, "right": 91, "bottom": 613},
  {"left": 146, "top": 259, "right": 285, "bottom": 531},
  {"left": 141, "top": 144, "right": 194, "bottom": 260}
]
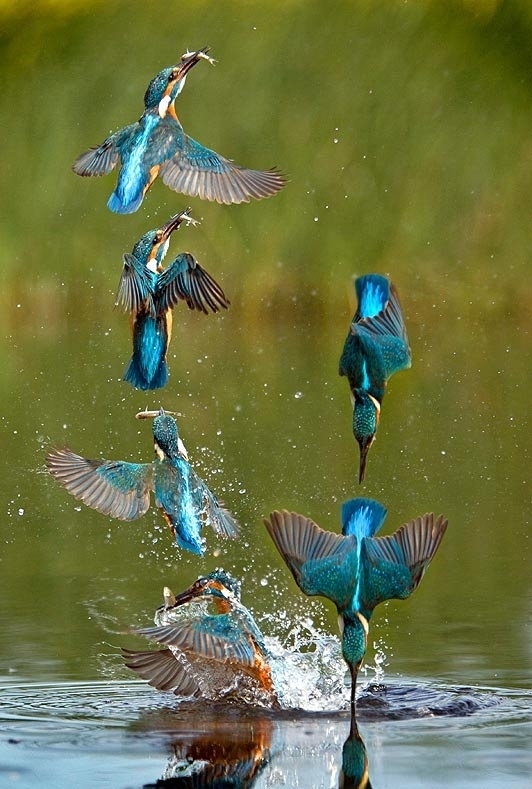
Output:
[
  {"left": 159, "top": 208, "right": 194, "bottom": 240},
  {"left": 173, "top": 47, "right": 213, "bottom": 83},
  {"left": 162, "top": 586, "right": 176, "bottom": 608},
  {"left": 358, "top": 437, "right": 373, "bottom": 484},
  {"left": 158, "top": 49, "right": 212, "bottom": 117},
  {"left": 178, "top": 46, "right": 214, "bottom": 71},
  {"left": 169, "top": 585, "right": 202, "bottom": 607}
]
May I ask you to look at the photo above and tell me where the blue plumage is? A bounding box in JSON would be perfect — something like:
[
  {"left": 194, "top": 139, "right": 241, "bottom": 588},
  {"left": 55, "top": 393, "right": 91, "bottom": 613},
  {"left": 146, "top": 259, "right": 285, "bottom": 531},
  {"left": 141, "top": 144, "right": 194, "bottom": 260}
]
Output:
[
  {"left": 122, "top": 569, "right": 276, "bottom": 702},
  {"left": 339, "top": 274, "right": 412, "bottom": 483},
  {"left": 115, "top": 210, "right": 229, "bottom": 391},
  {"left": 73, "top": 49, "right": 286, "bottom": 212},
  {"left": 355, "top": 274, "right": 389, "bottom": 320},
  {"left": 341, "top": 497, "right": 387, "bottom": 539},
  {"left": 123, "top": 314, "right": 168, "bottom": 390},
  {"left": 265, "top": 501, "right": 447, "bottom": 706},
  {"left": 46, "top": 409, "right": 239, "bottom": 556}
]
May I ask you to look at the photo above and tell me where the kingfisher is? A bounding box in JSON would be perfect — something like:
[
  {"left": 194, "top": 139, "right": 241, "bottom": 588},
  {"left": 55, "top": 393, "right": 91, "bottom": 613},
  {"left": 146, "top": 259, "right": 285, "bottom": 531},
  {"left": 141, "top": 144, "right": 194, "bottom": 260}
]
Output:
[
  {"left": 154, "top": 712, "right": 272, "bottom": 786},
  {"left": 340, "top": 720, "right": 371, "bottom": 789},
  {"left": 115, "top": 208, "right": 229, "bottom": 391},
  {"left": 264, "top": 498, "right": 447, "bottom": 708},
  {"left": 339, "top": 274, "right": 411, "bottom": 483},
  {"left": 73, "top": 48, "right": 286, "bottom": 213},
  {"left": 122, "top": 569, "right": 277, "bottom": 703},
  {"left": 45, "top": 409, "right": 239, "bottom": 555}
]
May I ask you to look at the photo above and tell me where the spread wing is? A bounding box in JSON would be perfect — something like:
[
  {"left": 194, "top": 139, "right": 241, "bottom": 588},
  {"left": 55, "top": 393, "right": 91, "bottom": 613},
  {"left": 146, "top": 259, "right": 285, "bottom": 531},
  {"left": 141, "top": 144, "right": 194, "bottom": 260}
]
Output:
[
  {"left": 156, "top": 252, "right": 230, "bottom": 314},
  {"left": 264, "top": 510, "right": 358, "bottom": 609},
  {"left": 136, "top": 616, "right": 256, "bottom": 667},
  {"left": 160, "top": 131, "right": 286, "bottom": 204},
  {"left": 72, "top": 125, "right": 134, "bottom": 176},
  {"left": 360, "top": 513, "right": 448, "bottom": 612},
  {"left": 189, "top": 467, "right": 240, "bottom": 540},
  {"left": 121, "top": 647, "right": 200, "bottom": 696},
  {"left": 46, "top": 448, "right": 153, "bottom": 521},
  {"left": 115, "top": 252, "right": 156, "bottom": 314}
]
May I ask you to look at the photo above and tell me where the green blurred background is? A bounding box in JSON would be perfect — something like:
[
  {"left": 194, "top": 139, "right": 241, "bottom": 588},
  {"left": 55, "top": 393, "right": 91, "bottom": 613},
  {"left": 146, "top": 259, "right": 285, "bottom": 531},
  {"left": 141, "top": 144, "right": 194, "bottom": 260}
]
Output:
[{"left": 0, "top": 0, "right": 530, "bottom": 691}]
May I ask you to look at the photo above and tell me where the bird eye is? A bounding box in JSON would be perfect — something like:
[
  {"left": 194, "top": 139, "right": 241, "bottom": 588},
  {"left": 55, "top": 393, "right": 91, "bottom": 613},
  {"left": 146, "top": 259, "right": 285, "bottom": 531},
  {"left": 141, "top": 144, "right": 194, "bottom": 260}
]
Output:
[{"left": 153, "top": 232, "right": 162, "bottom": 245}]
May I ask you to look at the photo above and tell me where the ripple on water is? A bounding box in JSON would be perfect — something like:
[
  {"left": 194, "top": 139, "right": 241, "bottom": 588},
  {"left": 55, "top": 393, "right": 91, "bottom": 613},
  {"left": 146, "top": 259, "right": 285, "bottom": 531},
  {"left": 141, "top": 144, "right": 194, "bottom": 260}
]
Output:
[{"left": 0, "top": 675, "right": 525, "bottom": 741}]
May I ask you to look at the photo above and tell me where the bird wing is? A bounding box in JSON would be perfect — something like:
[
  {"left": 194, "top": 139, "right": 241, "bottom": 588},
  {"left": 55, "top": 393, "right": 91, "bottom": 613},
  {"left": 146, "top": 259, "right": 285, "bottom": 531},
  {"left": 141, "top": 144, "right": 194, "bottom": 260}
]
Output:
[
  {"left": 121, "top": 647, "right": 200, "bottom": 696},
  {"left": 72, "top": 125, "right": 134, "bottom": 176},
  {"left": 360, "top": 513, "right": 448, "bottom": 612},
  {"left": 159, "top": 131, "right": 286, "bottom": 205},
  {"left": 354, "top": 283, "right": 411, "bottom": 376},
  {"left": 136, "top": 616, "right": 257, "bottom": 667},
  {"left": 189, "top": 467, "right": 240, "bottom": 540},
  {"left": 115, "top": 252, "right": 156, "bottom": 314},
  {"left": 264, "top": 510, "right": 358, "bottom": 609},
  {"left": 156, "top": 252, "right": 230, "bottom": 315},
  {"left": 46, "top": 448, "right": 153, "bottom": 521}
]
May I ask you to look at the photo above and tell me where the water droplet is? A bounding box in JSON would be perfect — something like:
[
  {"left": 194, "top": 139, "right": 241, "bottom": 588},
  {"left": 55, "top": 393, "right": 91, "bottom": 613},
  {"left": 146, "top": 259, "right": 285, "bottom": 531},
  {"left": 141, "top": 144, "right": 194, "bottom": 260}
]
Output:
[
  {"left": 294, "top": 391, "right": 303, "bottom": 399},
  {"left": 18, "top": 508, "right": 24, "bottom": 516},
  {"left": 260, "top": 577, "right": 268, "bottom": 587}
]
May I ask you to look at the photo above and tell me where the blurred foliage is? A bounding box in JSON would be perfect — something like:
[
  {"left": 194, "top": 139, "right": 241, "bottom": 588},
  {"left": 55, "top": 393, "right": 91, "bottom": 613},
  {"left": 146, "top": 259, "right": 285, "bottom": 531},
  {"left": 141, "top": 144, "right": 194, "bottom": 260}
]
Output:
[{"left": 1, "top": 0, "right": 532, "bottom": 320}]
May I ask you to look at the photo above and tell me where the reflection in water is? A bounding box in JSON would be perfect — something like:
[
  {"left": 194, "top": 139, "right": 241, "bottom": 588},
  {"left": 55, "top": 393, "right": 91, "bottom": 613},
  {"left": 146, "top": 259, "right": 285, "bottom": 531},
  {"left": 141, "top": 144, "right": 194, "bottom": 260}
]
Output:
[
  {"left": 0, "top": 675, "right": 511, "bottom": 788},
  {"left": 339, "top": 719, "right": 371, "bottom": 789},
  {"left": 135, "top": 683, "right": 499, "bottom": 789},
  {"left": 139, "top": 714, "right": 372, "bottom": 788},
  {"left": 142, "top": 713, "right": 272, "bottom": 788}
]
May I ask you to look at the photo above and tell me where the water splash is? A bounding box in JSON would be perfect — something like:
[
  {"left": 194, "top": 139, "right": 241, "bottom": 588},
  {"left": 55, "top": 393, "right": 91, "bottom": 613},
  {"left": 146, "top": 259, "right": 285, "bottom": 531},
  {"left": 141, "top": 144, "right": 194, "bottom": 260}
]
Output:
[
  {"left": 360, "top": 639, "right": 389, "bottom": 685},
  {"left": 260, "top": 614, "right": 350, "bottom": 711}
]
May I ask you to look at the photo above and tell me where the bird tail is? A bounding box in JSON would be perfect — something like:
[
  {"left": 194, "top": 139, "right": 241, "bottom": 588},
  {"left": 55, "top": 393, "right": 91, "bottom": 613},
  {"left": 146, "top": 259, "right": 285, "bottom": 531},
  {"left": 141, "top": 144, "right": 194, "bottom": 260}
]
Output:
[
  {"left": 123, "top": 354, "right": 168, "bottom": 390},
  {"left": 108, "top": 189, "right": 144, "bottom": 214},
  {"left": 123, "top": 313, "right": 169, "bottom": 391},
  {"left": 341, "top": 498, "right": 387, "bottom": 538},
  {"left": 354, "top": 274, "right": 390, "bottom": 319}
]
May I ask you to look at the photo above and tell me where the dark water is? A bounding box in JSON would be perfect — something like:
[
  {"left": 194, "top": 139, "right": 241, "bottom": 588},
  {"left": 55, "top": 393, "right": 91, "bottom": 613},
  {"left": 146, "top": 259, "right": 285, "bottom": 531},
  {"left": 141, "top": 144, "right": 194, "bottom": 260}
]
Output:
[
  {"left": 1, "top": 1, "right": 531, "bottom": 786},
  {"left": 1, "top": 677, "right": 531, "bottom": 787}
]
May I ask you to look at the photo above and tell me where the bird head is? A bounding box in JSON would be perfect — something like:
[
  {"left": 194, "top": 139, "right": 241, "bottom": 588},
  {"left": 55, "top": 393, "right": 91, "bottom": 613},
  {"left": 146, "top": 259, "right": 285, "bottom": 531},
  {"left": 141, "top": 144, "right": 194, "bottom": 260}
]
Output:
[
  {"left": 167, "top": 568, "right": 241, "bottom": 614},
  {"left": 131, "top": 208, "right": 197, "bottom": 271},
  {"left": 144, "top": 48, "right": 214, "bottom": 116},
  {"left": 340, "top": 611, "right": 369, "bottom": 705},
  {"left": 152, "top": 407, "right": 181, "bottom": 460},
  {"left": 352, "top": 391, "right": 381, "bottom": 483}
]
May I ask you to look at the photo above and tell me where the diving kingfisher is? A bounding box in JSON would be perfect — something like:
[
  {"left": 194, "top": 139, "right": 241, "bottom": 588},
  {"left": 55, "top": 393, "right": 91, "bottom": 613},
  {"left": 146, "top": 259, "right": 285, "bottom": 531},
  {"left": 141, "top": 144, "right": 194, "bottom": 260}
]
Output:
[
  {"left": 115, "top": 208, "right": 229, "bottom": 391},
  {"left": 45, "top": 409, "right": 239, "bottom": 555},
  {"left": 122, "top": 569, "right": 276, "bottom": 703},
  {"left": 339, "top": 274, "right": 411, "bottom": 483},
  {"left": 73, "top": 48, "right": 286, "bottom": 213},
  {"left": 264, "top": 498, "right": 447, "bottom": 708}
]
